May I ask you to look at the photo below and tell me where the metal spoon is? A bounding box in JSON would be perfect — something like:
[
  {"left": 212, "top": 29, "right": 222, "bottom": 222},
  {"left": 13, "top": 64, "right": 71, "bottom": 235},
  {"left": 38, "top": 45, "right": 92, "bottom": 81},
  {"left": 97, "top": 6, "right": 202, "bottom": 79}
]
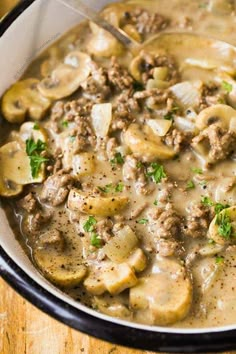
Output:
[
  {"left": 57, "top": 0, "right": 139, "bottom": 51},
  {"left": 57, "top": 0, "right": 236, "bottom": 59}
]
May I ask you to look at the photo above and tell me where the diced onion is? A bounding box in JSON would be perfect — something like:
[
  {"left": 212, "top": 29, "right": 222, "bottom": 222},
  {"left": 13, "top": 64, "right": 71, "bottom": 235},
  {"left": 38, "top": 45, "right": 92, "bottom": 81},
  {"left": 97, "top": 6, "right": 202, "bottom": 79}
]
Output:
[
  {"left": 91, "top": 103, "right": 112, "bottom": 138},
  {"left": 146, "top": 119, "right": 172, "bottom": 137}
]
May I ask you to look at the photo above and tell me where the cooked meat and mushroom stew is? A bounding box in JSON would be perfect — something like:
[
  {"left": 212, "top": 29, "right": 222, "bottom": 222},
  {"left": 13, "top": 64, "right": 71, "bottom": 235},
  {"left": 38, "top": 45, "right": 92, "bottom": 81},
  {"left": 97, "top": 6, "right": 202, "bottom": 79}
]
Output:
[{"left": 1, "top": 0, "right": 236, "bottom": 327}]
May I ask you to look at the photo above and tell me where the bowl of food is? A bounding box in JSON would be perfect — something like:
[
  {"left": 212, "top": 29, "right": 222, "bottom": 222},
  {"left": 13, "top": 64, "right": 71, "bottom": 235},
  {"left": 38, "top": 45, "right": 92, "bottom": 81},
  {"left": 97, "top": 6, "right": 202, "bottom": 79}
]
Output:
[{"left": 0, "top": 0, "right": 236, "bottom": 352}]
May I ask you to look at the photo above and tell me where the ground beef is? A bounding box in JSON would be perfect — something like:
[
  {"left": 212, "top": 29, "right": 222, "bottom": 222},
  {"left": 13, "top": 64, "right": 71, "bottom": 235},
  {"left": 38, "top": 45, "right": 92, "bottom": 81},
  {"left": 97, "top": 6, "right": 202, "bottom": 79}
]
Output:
[
  {"left": 184, "top": 203, "right": 214, "bottom": 238},
  {"left": 133, "top": 88, "right": 173, "bottom": 110},
  {"left": 41, "top": 170, "right": 74, "bottom": 206},
  {"left": 122, "top": 9, "right": 169, "bottom": 36},
  {"left": 108, "top": 57, "right": 134, "bottom": 92},
  {"left": 106, "top": 137, "right": 118, "bottom": 160},
  {"left": 95, "top": 218, "right": 113, "bottom": 243},
  {"left": 123, "top": 155, "right": 154, "bottom": 195},
  {"left": 147, "top": 203, "right": 183, "bottom": 256},
  {"left": 135, "top": 52, "right": 179, "bottom": 84},
  {"left": 81, "top": 67, "right": 111, "bottom": 101},
  {"left": 199, "top": 83, "right": 223, "bottom": 111},
  {"left": 37, "top": 229, "right": 65, "bottom": 252},
  {"left": 26, "top": 211, "right": 53, "bottom": 235},
  {"left": 111, "top": 90, "right": 140, "bottom": 131},
  {"left": 164, "top": 128, "right": 191, "bottom": 153},
  {"left": 192, "top": 124, "right": 236, "bottom": 166},
  {"left": 18, "top": 193, "right": 38, "bottom": 213}
]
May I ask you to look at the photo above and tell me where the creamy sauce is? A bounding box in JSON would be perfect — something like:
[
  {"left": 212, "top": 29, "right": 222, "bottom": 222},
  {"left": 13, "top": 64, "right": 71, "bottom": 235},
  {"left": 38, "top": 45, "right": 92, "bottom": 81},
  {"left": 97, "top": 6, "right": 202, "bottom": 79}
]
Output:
[{"left": 1, "top": 0, "right": 236, "bottom": 328}]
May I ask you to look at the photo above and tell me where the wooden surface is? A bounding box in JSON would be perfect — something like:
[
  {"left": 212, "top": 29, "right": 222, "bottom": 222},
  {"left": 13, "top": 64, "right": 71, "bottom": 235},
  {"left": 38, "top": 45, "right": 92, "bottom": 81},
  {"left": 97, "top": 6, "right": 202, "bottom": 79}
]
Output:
[{"left": 0, "top": 1, "right": 235, "bottom": 354}]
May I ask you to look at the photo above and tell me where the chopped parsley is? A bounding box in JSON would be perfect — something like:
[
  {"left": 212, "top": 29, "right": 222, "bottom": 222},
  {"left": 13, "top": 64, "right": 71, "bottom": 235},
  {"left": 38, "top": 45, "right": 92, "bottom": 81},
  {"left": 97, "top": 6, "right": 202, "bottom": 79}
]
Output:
[
  {"left": 215, "top": 256, "right": 224, "bottom": 264},
  {"left": 214, "top": 202, "right": 230, "bottom": 214},
  {"left": 146, "top": 162, "right": 166, "bottom": 184},
  {"left": 33, "top": 123, "right": 39, "bottom": 130},
  {"left": 191, "top": 167, "right": 203, "bottom": 174},
  {"left": 98, "top": 184, "right": 113, "bottom": 193},
  {"left": 222, "top": 81, "right": 233, "bottom": 93},
  {"left": 201, "top": 196, "right": 229, "bottom": 214},
  {"left": 98, "top": 182, "right": 124, "bottom": 194},
  {"left": 83, "top": 216, "right": 97, "bottom": 232},
  {"left": 201, "top": 196, "right": 214, "bottom": 207},
  {"left": 186, "top": 180, "right": 195, "bottom": 190},
  {"left": 90, "top": 232, "right": 102, "bottom": 248},
  {"left": 137, "top": 161, "right": 144, "bottom": 169},
  {"left": 115, "top": 182, "right": 124, "bottom": 192},
  {"left": 62, "top": 120, "right": 69, "bottom": 128},
  {"left": 26, "top": 139, "right": 48, "bottom": 178},
  {"left": 138, "top": 218, "right": 148, "bottom": 225},
  {"left": 133, "top": 81, "right": 144, "bottom": 92},
  {"left": 216, "top": 211, "right": 233, "bottom": 240},
  {"left": 163, "top": 107, "right": 179, "bottom": 121},
  {"left": 154, "top": 199, "right": 158, "bottom": 206},
  {"left": 110, "top": 152, "right": 124, "bottom": 166}
]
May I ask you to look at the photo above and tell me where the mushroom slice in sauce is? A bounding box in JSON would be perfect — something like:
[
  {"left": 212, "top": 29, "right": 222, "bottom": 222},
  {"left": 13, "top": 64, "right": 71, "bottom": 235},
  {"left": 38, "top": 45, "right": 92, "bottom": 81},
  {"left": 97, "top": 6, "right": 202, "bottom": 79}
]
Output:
[
  {"left": 38, "top": 51, "right": 93, "bottom": 100},
  {"left": 1, "top": 79, "right": 51, "bottom": 124}
]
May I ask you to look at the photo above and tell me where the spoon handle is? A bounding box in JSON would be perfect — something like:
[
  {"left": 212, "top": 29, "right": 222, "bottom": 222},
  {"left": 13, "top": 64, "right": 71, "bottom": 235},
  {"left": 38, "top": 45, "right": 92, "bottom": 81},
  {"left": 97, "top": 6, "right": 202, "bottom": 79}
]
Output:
[{"left": 57, "top": 0, "right": 138, "bottom": 49}]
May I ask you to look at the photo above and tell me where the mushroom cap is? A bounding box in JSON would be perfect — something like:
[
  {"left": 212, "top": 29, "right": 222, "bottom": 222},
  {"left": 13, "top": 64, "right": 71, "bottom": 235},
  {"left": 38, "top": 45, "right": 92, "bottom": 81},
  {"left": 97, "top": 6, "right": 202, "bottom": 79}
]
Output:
[
  {"left": 1, "top": 79, "right": 51, "bottom": 124},
  {"left": 0, "top": 140, "right": 45, "bottom": 197},
  {"left": 38, "top": 51, "right": 93, "bottom": 100}
]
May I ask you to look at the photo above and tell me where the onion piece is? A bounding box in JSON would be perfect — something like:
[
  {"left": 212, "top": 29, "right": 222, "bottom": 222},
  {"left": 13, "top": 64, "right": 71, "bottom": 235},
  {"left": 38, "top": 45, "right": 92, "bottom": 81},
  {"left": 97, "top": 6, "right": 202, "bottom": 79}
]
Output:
[
  {"left": 91, "top": 103, "right": 112, "bottom": 138},
  {"left": 170, "top": 81, "right": 203, "bottom": 109},
  {"left": 146, "top": 119, "right": 172, "bottom": 137}
]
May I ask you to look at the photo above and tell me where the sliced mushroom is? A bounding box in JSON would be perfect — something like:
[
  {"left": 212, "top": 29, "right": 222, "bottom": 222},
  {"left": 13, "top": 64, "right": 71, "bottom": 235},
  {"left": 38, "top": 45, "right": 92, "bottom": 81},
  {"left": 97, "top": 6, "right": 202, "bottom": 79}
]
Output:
[
  {"left": 87, "top": 22, "right": 124, "bottom": 58},
  {"left": 123, "top": 123, "right": 175, "bottom": 162},
  {"left": 84, "top": 262, "right": 137, "bottom": 296},
  {"left": 72, "top": 153, "right": 96, "bottom": 177},
  {"left": 103, "top": 225, "right": 139, "bottom": 263},
  {"left": 1, "top": 79, "right": 51, "bottom": 124},
  {"left": 34, "top": 231, "right": 87, "bottom": 287},
  {"left": 68, "top": 189, "right": 129, "bottom": 217},
  {"left": 38, "top": 51, "right": 93, "bottom": 100},
  {"left": 195, "top": 104, "right": 236, "bottom": 131},
  {"left": 91, "top": 103, "right": 112, "bottom": 138},
  {"left": 94, "top": 295, "right": 132, "bottom": 319},
  {"left": 130, "top": 257, "right": 192, "bottom": 325},
  {"left": 0, "top": 141, "right": 45, "bottom": 197},
  {"left": 208, "top": 206, "right": 236, "bottom": 245}
]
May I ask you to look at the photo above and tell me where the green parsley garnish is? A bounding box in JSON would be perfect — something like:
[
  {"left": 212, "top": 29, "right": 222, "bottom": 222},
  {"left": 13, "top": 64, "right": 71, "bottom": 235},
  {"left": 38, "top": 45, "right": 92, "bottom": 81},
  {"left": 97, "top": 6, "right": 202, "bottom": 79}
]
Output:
[
  {"left": 186, "top": 180, "right": 195, "bottom": 190},
  {"left": 138, "top": 218, "right": 148, "bottom": 225},
  {"left": 214, "top": 203, "right": 230, "bottom": 214},
  {"left": 133, "top": 81, "right": 144, "bottom": 92},
  {"left": 201, "top": 196, "right": 229, "bottom": 214},
  {"left": 26, "top": 139, "right": 48, "bottom": 178},
  {"left": 115, "top": 182, "right": 124, "bottom": 192},
  {"left": 90, "top": 232, "right": 102, "bottom": 248},
  {"left": 191, "top": 167, "right": 203, "bottom": 174},
  {"left": 110, "top": 152, "right": 124, "bottom": 166},
  {"left": 69, "top": 136, "right": 76, "bottom": 142},
  {"left": 154, "top": 199, "right": 158, "bottom": 206},
  {"left": 216, "top": 211, "right": 233, "bottom": 240},
  {"left": 62, "top": 120, "right": 69, "bottom": 128},
  {"left": 222, "top": 81, "right": 233, "bottom": 93},
  {"left": 33, "top": 123, "right": 39, "bottom": 130},
  {"left": 98, "top": 183, "right": 124, "bottom": 193},
  {"left": 163, "top": 107, "right": 179, "bottom": 121},
  {"left": 98, "top": 184, "right": 113, "bottom": 193},
  {"left": 146, "top": 163, "right": 166, "bottom": 184},
  {"left": 201, "top": 196, "right": 214, "bottom": 207},
  {"left": 215, "top": 256, "right": 224, "bottom": 264},
  {"left": 83, "top": 216, "right": 97, "bottom": 232},
  {"left": 137, "top": 162, "right": 144, "bottom": 169}
]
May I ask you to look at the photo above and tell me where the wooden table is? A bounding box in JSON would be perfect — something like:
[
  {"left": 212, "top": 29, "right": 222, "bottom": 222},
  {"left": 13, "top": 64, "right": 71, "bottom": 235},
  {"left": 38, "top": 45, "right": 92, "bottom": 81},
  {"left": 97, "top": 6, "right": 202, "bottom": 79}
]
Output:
[{"left": 0, "top": 2, "right": 235, "bottom": 354}]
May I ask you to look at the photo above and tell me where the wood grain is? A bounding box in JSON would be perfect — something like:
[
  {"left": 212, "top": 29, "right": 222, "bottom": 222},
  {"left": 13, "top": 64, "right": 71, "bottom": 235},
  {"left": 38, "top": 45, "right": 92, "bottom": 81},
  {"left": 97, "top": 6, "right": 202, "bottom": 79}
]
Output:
[{"left": 0, "top": 278, "right": 157, "bottom": 354}]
